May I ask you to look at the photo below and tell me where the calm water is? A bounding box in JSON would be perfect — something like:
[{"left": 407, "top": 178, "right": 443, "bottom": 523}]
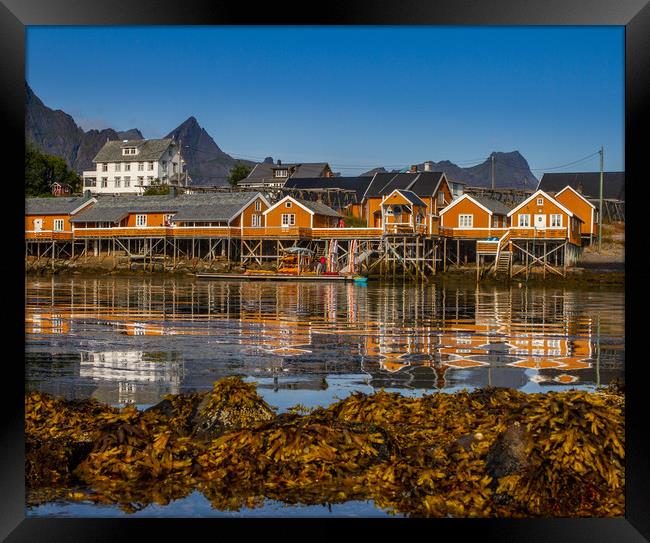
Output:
[{"left": 25, "top": 275, "right": 624, "bottom": 517}]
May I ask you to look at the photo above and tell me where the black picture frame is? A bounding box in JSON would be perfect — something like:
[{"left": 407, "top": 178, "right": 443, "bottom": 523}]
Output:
[{"left": 2, "top": 1, "right": 646, "bottom": 539}]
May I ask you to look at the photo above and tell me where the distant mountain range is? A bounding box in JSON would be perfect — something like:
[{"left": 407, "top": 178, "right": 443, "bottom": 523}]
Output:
[
  {"left": 26, "top": 82, "right": 537, "bottom": 190},
  {"left": 25, "top": 83, "right": 253, "bottom": 187},
  {"left": 361, "top": 152, "right": 538, "bottom": 190}
]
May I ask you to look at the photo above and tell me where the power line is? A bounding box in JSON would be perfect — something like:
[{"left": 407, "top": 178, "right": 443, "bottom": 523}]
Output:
[{"left": 528, "top": 151, "right": 600, "bottom": 172}]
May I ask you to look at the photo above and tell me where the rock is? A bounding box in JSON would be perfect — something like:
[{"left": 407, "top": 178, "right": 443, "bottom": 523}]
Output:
[{"left": 485, "top": 422, "right": 532, "bottom": 483}]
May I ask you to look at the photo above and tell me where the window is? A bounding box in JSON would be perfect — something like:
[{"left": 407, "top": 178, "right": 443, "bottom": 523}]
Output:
[
  {"left": 135, "top": 215, "right": 147, "bottom": 227},
  {"left": 147, "top": 176, "right": 154, "bottom": 181},
  {"left": 148, "top": 162, "right": 154, "bottom": 171},
  {"left": 255, "top": 200, "right": 261, "bottom": 212},
  {"left": 115, "top": 163, "right": 121, "bottom": 172},
  {"left": 53, "top": 219, "right": 64, "bottom": 231},
  {"left": 101, "top": 163, "right": 108, "bottom": 172},
  {"left": 124, "top": 163, "right": 131, "bottom": 171},
  {"left": 550, "top": 214, "right": 562, "bottom": 227},
  {"left": 438, "top": 192, "right": 445, "bottom": 204},
  {"left": 137, "top": 176, "right": 144, "bottom": 183},
  {"left": 122, "top": 147, "right": 137, "bottom": 155},
  {"left": 459, "top": 214, "right": 473, "bottom": 228},
  {"left": 124, "top": 177, "right": 131, "bottom": 187},
  {"left": 101, "top": 178, "right": 108, "bottom": 188},
  {"left": 492, "top": 215, "right": 499, "bottom": 228},
  {"left": 138, "top": 163, "right": 144, "bottom": 171},
  {"left": 285, "top": 201, "right": 292, "bottom": 208},
  {"left": 537, "top": 198, "right": 544, "bottom": 205},
  {"left": 84, "top": 179, "right": 96, "bottom": 187},
  {"left": 164, "top": 214, "right": 174, "bottom": 226},
  {"left": 252, "top": 214, "right": 262, "bottom": 227},
  {"left": 281, "top": 214, "right": 296, "bottom": 226},
  {"left": 518, "top": 214, "right": 530, "bottom": 227},
  {"left": 274, "top": 169, "right": 288, "bottom": 178},
  {"left": 114, "top": 177, "right": 121, "bottom": 187}
]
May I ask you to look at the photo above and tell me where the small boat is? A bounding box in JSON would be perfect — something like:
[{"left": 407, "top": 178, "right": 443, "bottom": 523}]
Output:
[{"left": 352, "top": 276, "right": 368, "bottom": 283}]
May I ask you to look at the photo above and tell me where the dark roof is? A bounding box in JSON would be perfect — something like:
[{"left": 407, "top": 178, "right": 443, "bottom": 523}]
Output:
[
  {"left": 470, "top": 196, "right": 512, "bottom": 215},
  {"left": 293, "top": 198, "right": 342, "bottom": 218},
  {"left": 283, "top": 176, "right": 373, "bottom": 202},
  {"left": 387, "top": 190, "right": 427, "bottom": 208},
  {"left": 240, "top": 162, "right": 330, "bottom": 184},
  {"left": 537, "top": 172, "right": 624, "bottom": 201},
  {"left": 363, "top": 172, "right": 446, "bottom": 198},
  {"left": 26, "top": 196, "right": 93, "bottom": 215},
  {"left": 71, "top": 192, "right": 260, "bottom": 223},
  {"left": 93, "top": 138, "right": 176, "bottom": 163}
]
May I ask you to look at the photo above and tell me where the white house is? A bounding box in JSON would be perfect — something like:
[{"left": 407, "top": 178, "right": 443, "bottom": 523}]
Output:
[{"left": 82, "top": 138, "right": 188, "bottom": 195}]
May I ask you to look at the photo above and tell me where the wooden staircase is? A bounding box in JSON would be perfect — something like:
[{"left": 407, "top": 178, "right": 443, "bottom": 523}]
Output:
[{"left": 490, "top": 231, "right": 512, "bottom": 277}]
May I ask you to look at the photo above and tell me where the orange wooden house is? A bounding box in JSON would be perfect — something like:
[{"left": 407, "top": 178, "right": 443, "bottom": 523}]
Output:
[
  {"left": 380, "top": 189, "right": 429, "bottom": 234},
  {"left": 506, "top": 189, "right": 583, "bottom": 246},
  {"left": 26, "top": 195, "right": 96, "bottom": 240},
  {"left": 360, "top": 171, "right": 453, "bottom": 233},
  {"left": 263, "top": 195, "right": 342, "bottom": 230},
  {"left": 439, "top": 194, "right": 511, "bottom": 238},
  {"left": 553, "top": 185, "right": 597, "bottom": 241}
]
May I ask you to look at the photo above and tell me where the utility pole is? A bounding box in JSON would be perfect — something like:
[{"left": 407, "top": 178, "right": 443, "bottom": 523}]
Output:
[
  {"left": 598, "top": 146, "right": 604, "bottom": 252},
  {"left": 491, "top": 153, "right": 496, "bottom": 190}
]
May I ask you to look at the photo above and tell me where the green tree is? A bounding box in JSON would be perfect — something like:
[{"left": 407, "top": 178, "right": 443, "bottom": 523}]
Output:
[
  {"left": 143, "top": 183, "right": 170, "bottom": 196},
  {"left": 25, "top": 143, "right": 82, "bottom": 197},
  {"left": 227, "top": 162, "right": 251, "bottom": 188}
]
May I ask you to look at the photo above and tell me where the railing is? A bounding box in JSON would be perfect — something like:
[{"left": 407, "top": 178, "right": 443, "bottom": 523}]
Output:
[
  {"left": 440, "top": 227, "right": 508, "bottom": 239},
  {"left": 169, "top": 226, "right": 235, "bottom": 238},
  {"left": 72, "top": 227, "right": 169, "bottom": 238},
  {"left": 241, "top": 226, "right": 313, "bottom": 239},
  {"left": 509, "top": 227, "right": 568, "bottom": 240},
  {"left": 383, "top": 223, "right": 427, "bottom": 235},
  {"left": 311, "top": 227, "right": 383, "bottom": 239},
  {"left": 25, "top": 230, "right": 74, "bottom": 240}
]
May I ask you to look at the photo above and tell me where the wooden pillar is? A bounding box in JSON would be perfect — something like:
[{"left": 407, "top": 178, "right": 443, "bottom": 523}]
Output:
[
  {"left": 443, "top": 238, "right": 447, "bottom": 272},
  {"left": 456, "top": 239, "right": 460, "bottom": 267}
]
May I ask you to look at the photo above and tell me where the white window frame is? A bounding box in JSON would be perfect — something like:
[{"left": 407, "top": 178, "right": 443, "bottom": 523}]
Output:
[
  {"left": 281, "top": 213, "right": 296, "bottom": 226},
  {"left": 550, "top": 214, "right": 562, "bottom": 227},
  {"left": 115, "top": 163, "right": 121, "bottom": 172},
  {"left": 537, "top": 198, "right": 544, "bottom": 205},
  {"left": 459, "top": 214, "right": 473, "bottom": 228},
  {"left": 492, "top": 215, "right": 499, "bottom": 228},
  {"left": 135, "top": 214, "right": 147, "bottom": 227},
  {"left": 148, "top": 162, "right": 154, "bottom": 171},
  {"left": 124, "top": 177, "right": 131, "bottom": 187},
  {"left": 164, "top": 214, "right": 174, "bottom": 226},
  {"left": 138, "top": 163, "right": 144, "bottom": 171},
  {"left": 255, "top": 200, "right": 262, "bottom": 212},
  {"left": 125, "top": 164, "right": 131, "bottom": 171},
  {"left": 285, "top": 201, "right": 292, "bottom": 208},
  {"left": 518, "top": 214, "right": 530, "bottom": 227},
  {"left": 101, "top": 163, "right": 108, "bottom": 172},
  {"left": 438, "top": 192, "right": 445, "bottom": 204},
  {"left": 101, "top": 178, "right": 108, "bottom": 188},
  {"left": 53, "top": 219, "right": 64, "bottom": 231},
  {"left": 252, "top": 214, "right": 262, "bottom": 227},
  {"left": 114, "top": 177, "right": 121, "bottom": 187}
]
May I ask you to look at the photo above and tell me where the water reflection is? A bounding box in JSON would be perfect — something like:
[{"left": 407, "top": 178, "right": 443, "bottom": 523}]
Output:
[{"left": 25, "top": 276, "right": 624, "bottom": 406}]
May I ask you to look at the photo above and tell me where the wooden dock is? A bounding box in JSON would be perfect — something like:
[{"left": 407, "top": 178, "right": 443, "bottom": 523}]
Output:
[{"left": 196, "top": 273, "right": 355, "bottom": 282}]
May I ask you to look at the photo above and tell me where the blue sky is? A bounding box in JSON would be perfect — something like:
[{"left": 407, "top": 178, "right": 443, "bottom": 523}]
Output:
[{"left": 26, "top": 26, "right": 624, "bottom": 175}]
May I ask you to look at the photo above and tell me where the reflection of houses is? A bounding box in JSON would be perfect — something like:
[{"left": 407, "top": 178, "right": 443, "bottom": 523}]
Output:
[
  {"left": 79, "top": 351, "right": 184, "bottom": 405},
  {"left": 25, "top": 309, "right": 70, "bottom": 335}
]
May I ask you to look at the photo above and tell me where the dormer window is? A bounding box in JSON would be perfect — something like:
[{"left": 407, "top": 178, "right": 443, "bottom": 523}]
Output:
[
  {"left": 122, "top": 147, "right": 137, "bottom": 156},
  {"left": 274, "top": 169, "right": 289, "bottom": 178}
]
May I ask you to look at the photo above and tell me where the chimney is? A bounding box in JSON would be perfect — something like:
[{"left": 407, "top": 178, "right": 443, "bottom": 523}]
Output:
[
  {"left": 410, "top": 165, "right": 418, "bottom": 173},
  {"left": 277, "top": 159, "right": 282, "bottom": 166},
  {"left": 424, "top": 161, "right": 433, "bottom": 172},
  {"left": 84, "top": 190, "right": 92, "bottom": 199}
]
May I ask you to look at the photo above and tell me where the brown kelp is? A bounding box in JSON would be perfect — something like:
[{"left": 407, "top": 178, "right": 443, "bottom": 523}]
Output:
[{"left": 25, "top": 378, "right": 625, "bottom": 517}]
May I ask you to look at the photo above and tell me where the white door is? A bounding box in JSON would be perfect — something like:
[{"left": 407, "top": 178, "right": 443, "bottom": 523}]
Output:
[
  {"left": 33, "top": 219, "right": 43, "bottom": 232},
  {"left": 534, "top": 214, "right": 546, "bottom": 228}
]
